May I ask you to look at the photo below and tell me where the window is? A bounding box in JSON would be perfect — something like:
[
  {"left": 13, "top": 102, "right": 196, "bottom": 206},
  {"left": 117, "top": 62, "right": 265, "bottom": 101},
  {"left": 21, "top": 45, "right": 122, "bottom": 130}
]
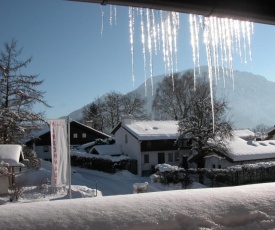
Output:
[
  {"left": 73, "top": 133, "right": 78, "bottom": 138},
  {"left": 213, "top": 164, "right": 216, "bottom": 169},
  {"left": 175, "top": 152, "right": 180, "bottom": 161},
  {"left": 125, "top": 134, "right": 128, "bottom": 143},
  {"left": 82, "top": 133, "right": 86, "bottom": 138},
  {"left": 144, "top": 154, "right": 149, "bottom": 164},
  {"left": 168, "top": 152, "right": 173, "bottom": 162},
  {"left": 218, "top": 165, "right": 221, "bottom": 169}
]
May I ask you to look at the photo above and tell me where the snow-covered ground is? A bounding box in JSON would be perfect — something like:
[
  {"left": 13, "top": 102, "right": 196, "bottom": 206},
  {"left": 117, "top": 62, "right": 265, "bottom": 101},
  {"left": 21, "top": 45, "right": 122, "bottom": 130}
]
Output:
[{"left": 1, "top": 160, "right": 275, "bottom": 229}]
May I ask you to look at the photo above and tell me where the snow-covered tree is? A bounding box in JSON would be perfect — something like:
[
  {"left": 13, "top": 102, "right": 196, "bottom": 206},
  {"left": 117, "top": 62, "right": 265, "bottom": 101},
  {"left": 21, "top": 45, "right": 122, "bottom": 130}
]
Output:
[
  {"left": 22, "top": 146, "right": 41, "bottom": 170},
  {"left": 178, "top": 81, "right": 233, "bottom": 169},
  {"left": 0, "top": 40, "right": 50, "bottom": 144}
]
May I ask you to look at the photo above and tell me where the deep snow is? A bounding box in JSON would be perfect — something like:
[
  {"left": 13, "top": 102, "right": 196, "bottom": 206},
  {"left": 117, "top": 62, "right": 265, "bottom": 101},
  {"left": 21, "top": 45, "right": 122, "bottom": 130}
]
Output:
[{"left": 1, "top": 160, "right": 275, "bottom": 229}]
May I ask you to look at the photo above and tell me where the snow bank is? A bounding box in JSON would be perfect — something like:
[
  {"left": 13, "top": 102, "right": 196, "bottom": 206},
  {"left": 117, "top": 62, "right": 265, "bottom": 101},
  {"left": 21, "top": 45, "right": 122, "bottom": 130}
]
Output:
[
  {"left": 1, "top": 183, "right": 275, "bottom": 229},
  {"left": 155, "top": 163, "right": 182, "bottom": 172}
]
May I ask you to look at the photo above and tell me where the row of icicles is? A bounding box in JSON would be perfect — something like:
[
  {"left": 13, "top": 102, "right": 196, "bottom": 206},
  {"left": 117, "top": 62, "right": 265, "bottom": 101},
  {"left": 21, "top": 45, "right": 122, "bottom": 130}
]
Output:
[{"left": 101, "top": 5, "right": 253, "bottom": 129}]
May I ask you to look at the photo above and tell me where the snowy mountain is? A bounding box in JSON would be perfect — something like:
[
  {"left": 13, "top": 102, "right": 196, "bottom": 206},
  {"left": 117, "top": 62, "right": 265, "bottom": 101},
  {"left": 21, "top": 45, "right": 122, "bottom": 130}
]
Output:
[{"left": 67, "top": 68, "right": 275, "bottom": 129}]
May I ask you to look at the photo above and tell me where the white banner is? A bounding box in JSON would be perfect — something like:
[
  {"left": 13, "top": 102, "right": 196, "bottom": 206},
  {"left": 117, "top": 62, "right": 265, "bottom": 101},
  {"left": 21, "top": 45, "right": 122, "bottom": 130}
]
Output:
[{"left": 50, "top": 119, "right": 68, "bottom": 187}]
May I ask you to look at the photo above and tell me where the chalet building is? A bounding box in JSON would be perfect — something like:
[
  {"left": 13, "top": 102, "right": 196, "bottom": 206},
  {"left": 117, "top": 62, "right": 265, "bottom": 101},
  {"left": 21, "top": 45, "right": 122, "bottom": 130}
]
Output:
[
  {"left": 111, "top": 115, "right": 192, "bottom": 176},
  {"left": 25, "top": 120, "right": 110, "bottom": 160}
]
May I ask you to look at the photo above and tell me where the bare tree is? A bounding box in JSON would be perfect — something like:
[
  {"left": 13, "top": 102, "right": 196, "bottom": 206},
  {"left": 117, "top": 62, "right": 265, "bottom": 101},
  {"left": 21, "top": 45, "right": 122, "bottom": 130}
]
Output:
[
  {"left": 82, "top": 91, "right": 149, "bottom": 134},
  {"left": 0, "top": 40, "right": 50, "bottom": 144},
  {"left": 152, "top": 71, "right": 197, "bottom": 120},
  {"left": 121, "top": 92, "right": 149, "bottom": 120},
  {"left": 253, "top": 124, "right": 271, "bottom": 134},
  {"left": 102, "top": 91, "right": 123, "bottom": 130}
]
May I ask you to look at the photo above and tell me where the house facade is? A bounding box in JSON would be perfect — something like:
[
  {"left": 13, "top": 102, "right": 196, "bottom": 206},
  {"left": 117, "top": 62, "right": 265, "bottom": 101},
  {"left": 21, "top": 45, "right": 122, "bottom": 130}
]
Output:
[
  {"left": 111, "top": 116, "right": 191, "bottom": 176},
  {"left": 25, "top": 120, "right": 110, "bottom": 160}
]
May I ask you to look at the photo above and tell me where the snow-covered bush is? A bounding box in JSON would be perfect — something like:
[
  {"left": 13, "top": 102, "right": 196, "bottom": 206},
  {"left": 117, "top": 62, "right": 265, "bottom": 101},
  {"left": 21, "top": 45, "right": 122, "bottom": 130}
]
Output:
[
  {"left": 0, "top": 161, "right": 10, "bottom": 177},
  {"left": 22, "top": 147, "right": 41, "bottom": 170}
]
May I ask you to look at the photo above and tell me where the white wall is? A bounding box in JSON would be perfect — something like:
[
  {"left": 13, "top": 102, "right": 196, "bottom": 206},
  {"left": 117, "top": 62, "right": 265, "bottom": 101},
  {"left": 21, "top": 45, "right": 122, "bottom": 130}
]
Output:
[
  {"left": 204, "top": 157, "right": 234, "bottom": 169},
  {"left": 114, "top": 127, "right": 142, "bottom": 175}
]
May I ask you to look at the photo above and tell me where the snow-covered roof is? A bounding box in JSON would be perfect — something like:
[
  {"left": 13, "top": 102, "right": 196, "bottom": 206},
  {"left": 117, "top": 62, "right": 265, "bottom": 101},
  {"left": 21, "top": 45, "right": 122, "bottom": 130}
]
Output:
[
  {"left": 73, "top": 120, "right": 110, "bottom": 138},
  {"left": 24, "top": 120, "right": 110, "bottom": 143},
  {"left": 226, "top": 136, "right": 275, "bottom": 162},
  {"left": 90, "top": 145, "right": 123, "bottom": 156},
  {"left": 123, "top": 120, "right": 180, "bottom": 140},
  {"left": 233, "top": 129, "right": 255, "bottom": 139},
  {"left": 0, "top": 144, "right": 24, "bottom": 166}
]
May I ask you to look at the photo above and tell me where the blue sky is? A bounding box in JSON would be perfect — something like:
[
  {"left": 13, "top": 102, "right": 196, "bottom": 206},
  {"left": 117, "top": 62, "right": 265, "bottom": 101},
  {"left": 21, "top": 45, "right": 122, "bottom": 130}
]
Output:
[{"left": 1, "top": 0, "right": 275, "bottom": 119}]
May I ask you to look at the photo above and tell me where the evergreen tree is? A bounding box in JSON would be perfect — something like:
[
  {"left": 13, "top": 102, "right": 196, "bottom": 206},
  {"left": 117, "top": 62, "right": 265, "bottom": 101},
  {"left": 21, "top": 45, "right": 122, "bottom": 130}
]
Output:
[
  {"left": 0, "top": 40, "right": 50, "bottom": 144},
  {"left": 82, "top": 101, "right": 105, "bottom": 131}
]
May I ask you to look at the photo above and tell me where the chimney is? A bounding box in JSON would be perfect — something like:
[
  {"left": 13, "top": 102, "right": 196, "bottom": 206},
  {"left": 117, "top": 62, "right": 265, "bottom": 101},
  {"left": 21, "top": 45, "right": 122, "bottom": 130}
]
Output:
[{"left": 121, "top": 114, "right": 133, "bottom": 125}]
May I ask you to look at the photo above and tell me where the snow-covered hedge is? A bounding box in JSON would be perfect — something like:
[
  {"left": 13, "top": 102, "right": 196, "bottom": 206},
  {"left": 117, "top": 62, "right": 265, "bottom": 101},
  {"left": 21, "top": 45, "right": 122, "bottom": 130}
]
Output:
[
  {"left": 70, "top": 155, "right": 137, "bottom": 174},
  {"left": 154, "top": 162, "right": 275, "bottom": 187},
  {"left": 154, "top": 164, "right": 193, "bottom": 188}
]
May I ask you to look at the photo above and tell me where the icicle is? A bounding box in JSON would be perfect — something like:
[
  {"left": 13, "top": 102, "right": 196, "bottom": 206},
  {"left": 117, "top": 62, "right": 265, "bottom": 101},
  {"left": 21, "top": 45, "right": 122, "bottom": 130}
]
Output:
[
  {"left": 241, "top": 21, "right": 248, "bottom": 64},
  {"left": 110, "top": 5, "right": 113, "bottom": 26},
  {"left": 190, "top": 14, "right": 197, "bottom": 89},
  {"left": 160, "top": 12, "right": 167, "bottom": 75},
  {"left": 140, "top": 9, "right": 147, "bottom": 96},
  {"left": 114, "top": 5, "right": 117, "bottom": 26},
  {"left": 129, "top": 7, "right": 135, "bottom": 86},
  {"left": 172, "top": 12, "right": 179, "bottom": 73},
  {"left": 203, "top": 17, "right": 215, "bottom": 132},
  {"left": 151, "top": 9, "right": 158, "bottom": 55},
  {"left": 246, "top": 21, "right": 253, "bottom": 64},
  {"left": 124, "top": 7, "right": 253, "bottom": 122},
  {"left": 101, "top": 6, "right": 104, "bottom": 37},
  {"left": 195, "top": 16, "right": 200, "bottom": 75},
  {"left": 146, "top": 8, "right": 154, "bottom": 95}
]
